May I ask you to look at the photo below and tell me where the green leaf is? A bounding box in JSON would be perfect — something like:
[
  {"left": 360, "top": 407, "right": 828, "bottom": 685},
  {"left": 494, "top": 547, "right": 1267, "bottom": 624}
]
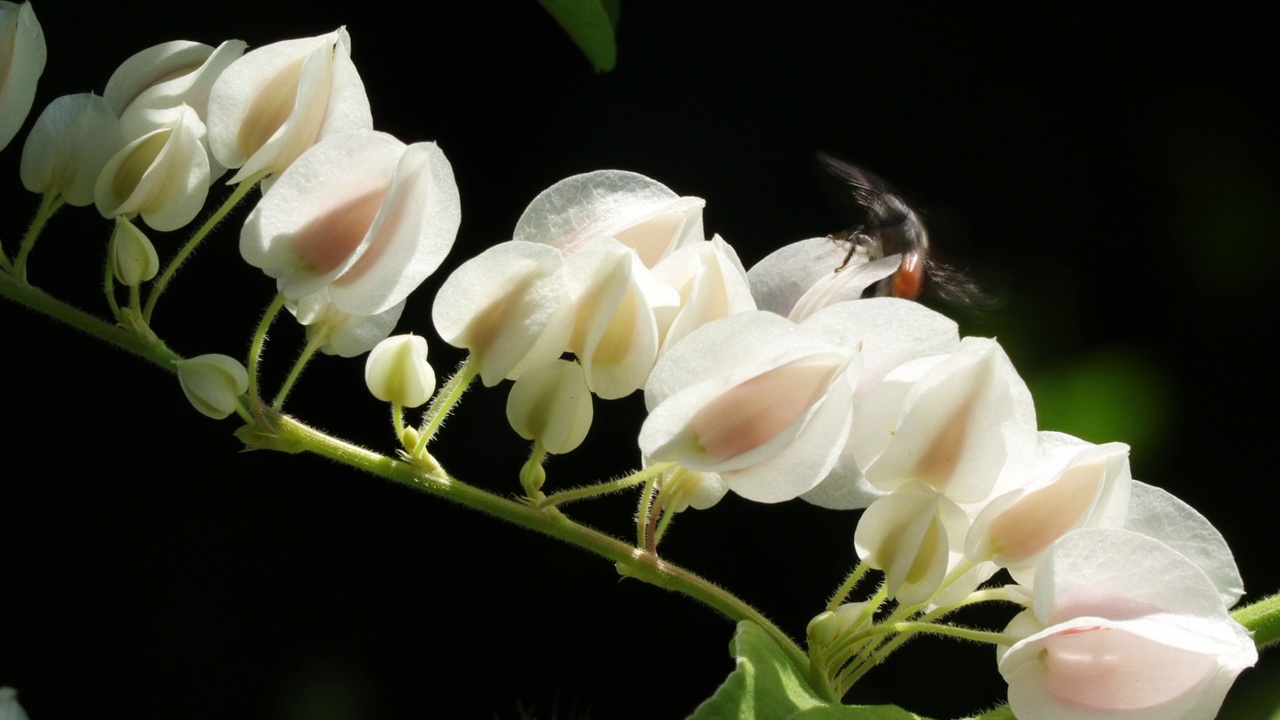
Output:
[
  {"left": 688, "top": 622, "right": 930, "bottom": 720},
  {"left": 537, "top": 0, "right": 618, "bottom": 72}
]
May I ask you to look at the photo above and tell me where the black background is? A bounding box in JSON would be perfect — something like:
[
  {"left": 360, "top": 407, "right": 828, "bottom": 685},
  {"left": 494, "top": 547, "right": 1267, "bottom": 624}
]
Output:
[{"left": 3, "top": 2, "right": 1278, "bottom": 718}]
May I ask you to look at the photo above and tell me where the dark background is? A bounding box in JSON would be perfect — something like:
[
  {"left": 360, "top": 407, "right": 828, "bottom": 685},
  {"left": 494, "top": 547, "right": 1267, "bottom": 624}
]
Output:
[{"left": 3, "top": 2, "right": 1278, "bottom": 718}]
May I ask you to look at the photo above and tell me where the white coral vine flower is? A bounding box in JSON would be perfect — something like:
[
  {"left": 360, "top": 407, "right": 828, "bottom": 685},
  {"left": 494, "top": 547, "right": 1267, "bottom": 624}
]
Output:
[
  {"left": 797, "top": 298, "right": 961, "bottom": 510},
  {"left": 432, "top": 240, "right": 573, "bottom": 387},
  {"left": 853, "top": 480, "right": 974, "bottom": 605},
  {"left": 651, "top": 234, "right": 757, "bottom": 356},
  {"left": 207, "top": 27, "right": 372, "bottom": 185},
  {"left": 506, "top": 359, "right": 593, "bottom": 454},
  {"left": 641, "top": 311, "right": 859, "bottom": 503},
  {"left": 176, "top": 354, "right": 248, "bottom": 420},
  {"left": 851, "top": 336, "right": 1038, "bottom": 505},
  {"left": 365, "top": 334, "right": 435, "bottom": 408},
  {"left": 565, "top": 236, "right": 680, "bottom": 399},
  {"left": 513, "top": 169, "right": 705, "bottom": 266},
  {"left": 105, "top": 39, "right": 246, "bottom": 123},
  {"left": 966, "top": 433, "right": 1132, "bottom": 584},
  {"left": 997, "top": 528, "right": 1256, "bottom": 720},
  {"left": 240, "top": 131, "right": 460, "bottom": 316},
  {"left": 748, "top": 236, "right": 903, "bottom": 322},
  {"left": 290, "top": 289, "right": 405, "bottom": 358},
  {"left": 20, "top": 93, "right": 123, "bottom": 206},
  {"left": 0, "top": 1, "right": 44, "bottom": 152},
  {"left": 93, "top": 103, "right": 211, "bottom": 231}
]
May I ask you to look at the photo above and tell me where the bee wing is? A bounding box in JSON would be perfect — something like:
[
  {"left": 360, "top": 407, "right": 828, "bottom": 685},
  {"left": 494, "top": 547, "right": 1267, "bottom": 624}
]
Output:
[{"left": 815, "top": 152, "right": 900, "bottom": 217}]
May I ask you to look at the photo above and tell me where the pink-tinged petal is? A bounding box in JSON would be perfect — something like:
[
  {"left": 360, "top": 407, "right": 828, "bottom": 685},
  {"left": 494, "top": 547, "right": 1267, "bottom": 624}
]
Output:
[
  {"left": 433, "top": 241, "right": 573, "bottom": 387},
  {"left": 641, "top": 311, "right": 859, "bottom": 503},
  {"left": 968, "top": 435, "right": 1132, "bottom": 580},
  {"left": 290, "top": 290, "right": 405, "bottom": 358},
  {"left": 0, "top": 1, "right": 45, "bottom": 152},
  {"left": 852, "top": 337, "right": 1038, "bottom": 504},
  {"left": 20, "top": 93, "right": 122, "bottom": 206},
  {"left": 514, "top": 169, "right": 704, "bottom": 264},
  {"left": 208, "top": 28, "right": 372, "bottom": 183},
  {"left": 1000, "top": 529, "right": 1256, "bottom": 720},
  {"left": 326, "top": 141, "right": 460, "bottom": 316},
  {"left": 240, "top": 131, "right": 403, "bottom": 298},
  {"left": 798, "top": 299, "right": 961, "bottom": 510}
]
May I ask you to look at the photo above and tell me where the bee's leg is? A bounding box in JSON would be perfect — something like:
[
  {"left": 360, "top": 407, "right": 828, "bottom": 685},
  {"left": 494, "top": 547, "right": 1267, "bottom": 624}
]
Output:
[{"left": 832, "top": 226, "right": 867, "bottom": 272}]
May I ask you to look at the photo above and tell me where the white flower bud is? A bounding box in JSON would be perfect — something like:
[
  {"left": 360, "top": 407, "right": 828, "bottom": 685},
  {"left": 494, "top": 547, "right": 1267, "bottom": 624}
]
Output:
[
  {"left": 109, "top": 218, "right": 159, "bottom": 286},
  {"left": 176, "top": 354, "right": 248, "bottom": 420},
  {"left": 505, "top": 359, "right": 593, "bottom": 454},
  {"left": 364, "top": 334, "right": 435, "bottom": 408},
  {"left": 94, "top": 104, "right": 210, "bottom": 231}
]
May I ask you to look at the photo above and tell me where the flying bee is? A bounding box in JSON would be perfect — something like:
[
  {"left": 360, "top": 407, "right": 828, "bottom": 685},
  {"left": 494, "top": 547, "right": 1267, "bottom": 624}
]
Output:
[{"left": 818, "top": 153, "right": 989, "bottom": 308}]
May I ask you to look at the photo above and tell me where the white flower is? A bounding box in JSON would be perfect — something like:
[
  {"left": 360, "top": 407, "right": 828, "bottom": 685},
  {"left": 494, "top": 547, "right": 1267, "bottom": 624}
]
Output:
[
  {"left": 365, "top": 334, "right": 435, "bottom": 408},
  {"left": 513, "top": 169, "right": 704, "bottom": 266},
  {"left": 20, "top": 93, "right": 122, "bottom": 205},
  {"left": 564, "top": 236, "right": 679, "bottom": 399},
  {"left": 105, "top": 39, "right": 246, "bottom": 122},
  {"left": 641, "top": 311, "right": 858, "bottom": 503},
  {"left": 506, "top": 359, "right": 593, "bottom": 454},
  {"left": 966, "top": 433, "right": 1132, "bottom": 584},
  {"left": 93, "top": 103, "right": 210, "bottom": 231},
  {"left": 290, "top": 289, "right": 405, "bottom": 358},
  {"left": 998, "top": 528, "right": 1256, "bottom": 720},
  {"left": 240, "top": 131, "right": 460, "bottom": 316},
  {"left": 747, "top": 236, "right": 902, "bottom": 322},
  {"left": 176, "top": 354, "right": 248, "bottom": 420},
  {"left": 207, "top": 27, "right": 372, "bottom": 185},
  {"left": 432, "top": 240, "right": 573, "bottom": 387},
  {"left": 0, "top": 1, "right": 45, "bottom": 152},
  {"left": 651, "top": 234, "right": 757, "bottom": 356}
]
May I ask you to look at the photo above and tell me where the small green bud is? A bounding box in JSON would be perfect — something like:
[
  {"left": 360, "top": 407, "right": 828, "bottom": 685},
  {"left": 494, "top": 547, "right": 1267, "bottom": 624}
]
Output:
[{"left": 109, "top": 218, "right": 158, "bottom": 286}]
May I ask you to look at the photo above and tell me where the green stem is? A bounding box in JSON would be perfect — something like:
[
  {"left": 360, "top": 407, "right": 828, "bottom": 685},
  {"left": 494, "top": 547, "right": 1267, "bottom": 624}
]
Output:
[
  {"left": 13, "top": 192, "right": 65, "bottom": 280},
  {"left": 0, "top": 271, "right": 180, "bottom": 369},
  {"left": 4, "top": 274, "right": 813, "bottom": 692},
  {"left": 413, "top": 357, "right": 478, "bottom": 455},
  {"left": 246, "top": 293, "right": 287, "bottom": 409},
  {"left": 826, "top": 562, "right": 870, "bottom": 612},
  {"left": 142, "top": 176, "right": 262, "bottom": 323},
  {"left": 265, "top": 410, "right": 810, "bottom": 675},
  {"left": 271, "top": 333, "right": 323, "bottom": 410},
  {"left": 391, "top": 402, "right": 406, "bottom": 442},
  {"left": 636, "top": 472, "right": 659, "bottom": 549},
  {"left": 1233, "top": 591, "right": 1280, "bottom": 650},
  {"left": 539, "top": 462, "right": 673, "bottom": 509}
]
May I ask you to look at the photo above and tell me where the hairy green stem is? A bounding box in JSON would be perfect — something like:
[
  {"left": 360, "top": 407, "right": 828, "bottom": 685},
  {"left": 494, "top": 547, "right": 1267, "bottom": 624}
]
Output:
[
  {"left": 143, "top": 176, "right": 261, "bottom": 322},
  {"left": 413, "top": 358, "right": 478, "bottom": 456},
  {"left": 272, "top": 333, "right": 323, "bottom": 410},
  {"left": 539, "top": 462, "right": 673, "bottom": 508},
  {"left": 13, "top": 192, "right": 65, "bottom": 280}
]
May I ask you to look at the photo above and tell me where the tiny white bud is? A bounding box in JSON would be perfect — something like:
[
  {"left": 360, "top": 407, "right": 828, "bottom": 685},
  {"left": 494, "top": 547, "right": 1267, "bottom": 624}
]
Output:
[
  {"left": 176, "top": 354, "right": 249, "bottom": 420},
  {"left": 364, "top": 334, "right": 435, "bottom": 408},
  {"left": 109, "top": 218, "right": 159, "bottom": 286}
]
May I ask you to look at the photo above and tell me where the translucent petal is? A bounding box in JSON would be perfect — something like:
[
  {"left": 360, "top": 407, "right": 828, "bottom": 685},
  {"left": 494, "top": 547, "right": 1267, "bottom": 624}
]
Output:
[
  {"left": 93, "top": 105, "right": 211, "bottom": 231},
  {"left": 513, "top": 169, "right": 704, "bottom": 264},
  {"left": 747, "top": 237, "right": 899, "bottom": 320},
  {"left": 20, "top": 93, "right": 122, "bottom": 206},
  {"left": 652, "top": 234, "right": 757, "bottom": 356}
]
